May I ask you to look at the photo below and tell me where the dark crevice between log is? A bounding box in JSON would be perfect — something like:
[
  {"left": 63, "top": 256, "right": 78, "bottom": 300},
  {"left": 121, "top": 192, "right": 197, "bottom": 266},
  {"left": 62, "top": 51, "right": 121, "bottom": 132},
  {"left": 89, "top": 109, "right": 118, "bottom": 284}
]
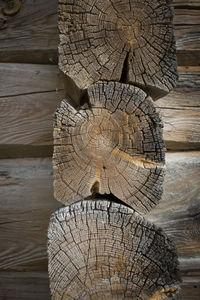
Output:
[
  {"left": 119, "top": 51, "right": 171, "bottom": 100},
  {"left": 61, "top": 71, "right": 91, "bottom": 109},
  {"left": 174, "top": 5, "right": 200, "bottom": 10},
  {"left": 85, "top": 193, "right": 134, "bottom": 210},
  {"left": 90, "top": 181, "right": 100, "bottom": 195},
  {"left": 120, "top": 51, "right": 129, "bottom": 83}
]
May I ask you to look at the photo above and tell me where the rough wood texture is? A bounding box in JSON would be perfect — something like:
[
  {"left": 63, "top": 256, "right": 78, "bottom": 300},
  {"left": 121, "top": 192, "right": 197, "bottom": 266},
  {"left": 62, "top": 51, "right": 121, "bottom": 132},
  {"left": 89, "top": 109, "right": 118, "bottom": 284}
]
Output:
[
  {"left": 0, "top": 0, "right": 59, "bottom": 64},
  {"left": 0, "top": 272, "right": 50, "bottom": 300},
  {"left": 0, "top": 154, "right": 199, "bottom": 273},
  {"left": 0, "top": 154, "right": 199, "bottom": 298},
  {"left": 156, "top": 66, "right": 200, "bottom": 150},
  {"left": 48, "top": 200, "right": 181, "bottom": 300},
  {"left": 0, "top": 63, "right": 64, "bottom": 157},
  {"left": 58, "top": 0, "right": 177, "bottom": 100},
  {"left": 0, "top": 158, "right": 59, "bottom": 272},
  {"left": 0, "top": 65, "right": 199, "bottom": 158},
  {"left": 0, "top": 271, "right": 199, "bottom": 300},
  {"left": 53, "top": 82, "right": 165, "bottom": 214},
  {"left": 0, "top": 0, "right": 199, "bottom": 66},
  {"left": 147, "top": 152, "right": 200, "bottom": 261},
  {"left": 0, "top": 63, "right": 63, "bottom": 97}
]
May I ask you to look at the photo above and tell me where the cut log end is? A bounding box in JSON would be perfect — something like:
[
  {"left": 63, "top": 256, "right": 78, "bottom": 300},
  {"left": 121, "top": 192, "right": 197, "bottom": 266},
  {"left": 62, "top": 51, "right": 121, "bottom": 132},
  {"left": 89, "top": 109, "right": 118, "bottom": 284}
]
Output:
[
  {"left": 48, "top": 200, "right": 181, "bottom": 300},
  {"left": 53, "top": 82, "right": 165, "bottom": 214},
  {"left": 58, "top": 0, "right": 177, "bottom": 99}
]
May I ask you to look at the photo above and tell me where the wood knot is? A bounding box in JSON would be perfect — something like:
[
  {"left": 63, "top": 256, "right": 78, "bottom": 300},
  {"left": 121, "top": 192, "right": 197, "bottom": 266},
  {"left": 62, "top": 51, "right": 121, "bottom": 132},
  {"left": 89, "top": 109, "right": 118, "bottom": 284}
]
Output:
[{"left": 2, "top": 0, "right": 22, "bottom": 16}]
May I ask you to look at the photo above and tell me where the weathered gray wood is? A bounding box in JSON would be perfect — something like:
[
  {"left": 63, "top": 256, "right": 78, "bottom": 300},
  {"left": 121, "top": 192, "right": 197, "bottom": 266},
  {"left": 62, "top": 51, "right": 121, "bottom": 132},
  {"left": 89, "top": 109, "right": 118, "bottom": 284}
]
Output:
[
  {"left": 0, "top": 0, "right": 199, "bottom": 66},
  {"left": 58, "top": 0, "right": 177, "bottom": 100},
  {"left": 53, "top": 82, "right": 165, "bottom": 214},
  {"left": 48, "top": 200, "right": 181, "bottom": 300},
  {"left": 0, "top": 271, "right": 198, "bottom": 300},
  {"left": 0, "top": 63, "right": 64, "bottom": 157},
  {"left": 0, "top": 64, "right": 199, "bottom": 157},
  {"left": 156, "top": 66, "right": 200, "bottom": 150},
  {"left": 0, "top": 272, "right": 50, "bottom": 300},
  {"left": 147, "top": 152, "right": 200, "bottom": 261},
  {"left": 173, "top": 0, "right": 200, "bottom": 6},
  {"left": 0, "top": 153, "right": 199, "bottom": 280},
  {"left": 0, "top": 63, "right": 63, "bottom": 97},
  {"left": 0, "top": 0, "right": 59, "bottom": 64},
  {"left": 0, "top": 158, "right": 59, "bottom": 271}
]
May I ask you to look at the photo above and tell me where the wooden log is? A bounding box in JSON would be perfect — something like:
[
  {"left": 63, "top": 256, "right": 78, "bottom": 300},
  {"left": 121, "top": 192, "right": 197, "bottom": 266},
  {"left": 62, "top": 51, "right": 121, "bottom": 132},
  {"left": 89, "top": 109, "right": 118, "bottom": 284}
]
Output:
[
  {"left": 0, "top": 0, "right": 199, "bottom": 66},
  {"left": 156, "top": 66, "right": 200, "bottom": 150},
  {"left": 0, "top": 272, "right": 50, "bottom": 300},
  {"left": 53, "top": 82, "right": 165, "bottom": 214},
  {"left": 48, "top": 199, "right": 181, "bottom": 300},
  {"left": 0, "top": 271, "right": 198, "bottom": 300},
  {"left": 58, "top": 0, "right": 177, "bottom": 100},
  {"left": 0, "top": 64, "right": 199, "bottom": 157},
  {"left": 0, "top": 158, "right": 59, "bottom": 272},
  {"left": 0, "top": 0, "right": 59, "bottom": 64},
  {"left": 147, "top": 151, "right": 200, "bottom": 260},
  {"left": 0, "top": 153, "right": 199, "bottom": 283},
  {"left": 0, "top": 63, "right": 64, "bottom": 157},
  {"left": 0, "top": 63, "right": 63, "bottom": 97},
  {"left": 173, "top": 0, "right": 200, "bottom": 7}
]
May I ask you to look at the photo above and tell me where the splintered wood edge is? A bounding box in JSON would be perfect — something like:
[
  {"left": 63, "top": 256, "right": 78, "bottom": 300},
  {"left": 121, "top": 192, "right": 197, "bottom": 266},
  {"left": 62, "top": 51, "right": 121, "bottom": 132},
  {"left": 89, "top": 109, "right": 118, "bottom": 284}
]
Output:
[
  {"left": 53, "top": 82, "right": 165, "bottom": 215},
  {"left": 48, "top": 199, "right": 181, "bottom": 300},
  {"left": 58, "top": 0, "right": 177, "bottom": 100}
]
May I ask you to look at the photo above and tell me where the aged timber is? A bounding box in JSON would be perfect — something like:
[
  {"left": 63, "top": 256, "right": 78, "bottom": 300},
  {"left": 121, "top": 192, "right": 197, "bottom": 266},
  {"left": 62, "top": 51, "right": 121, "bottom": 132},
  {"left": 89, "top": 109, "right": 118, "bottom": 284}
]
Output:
[
  {"left": 48, "top": 200, "right": 181, "bottom": 300},
  {"left": 58, "top": 0, "right": 177, "bottom": 100},
  {"left": 53, "top": 82, "right": 165, "bottom": 214}
]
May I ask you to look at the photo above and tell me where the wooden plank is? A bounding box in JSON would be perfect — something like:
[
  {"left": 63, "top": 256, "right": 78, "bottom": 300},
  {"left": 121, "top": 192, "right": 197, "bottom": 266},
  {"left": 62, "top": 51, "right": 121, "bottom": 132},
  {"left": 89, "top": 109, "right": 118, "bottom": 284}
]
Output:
[
  {"left": 0, "top": 153, "right": 199, "bottom": 272},
  {"left": 147, "top": 152, "right": 200, "bottom": 260},
  {"left": 155, "top": 66, "right": 200, "bottom": 150},
  {"left": 0, "top": 0, "right": 58, "bottom": 64},
  {"left": 0, "top": 272, "right": 50, "bottom": 300},
  {"left": 0, "top": 158, "right": 59, "bottom": 272},
  {"left": 173, "top": 0, "right": 200, "bottom": 7},
  {"left": 0, "top": 63, "right": 63, "bottom": 97},
  {"left": 0, "top": 63, "right": 64, "bottom": 157},
  {"left": 0, "top": 0, "right": 199, "bottom": 65},
  {"left": 174, "top": 9, "right": 200, "bottom": 25}
]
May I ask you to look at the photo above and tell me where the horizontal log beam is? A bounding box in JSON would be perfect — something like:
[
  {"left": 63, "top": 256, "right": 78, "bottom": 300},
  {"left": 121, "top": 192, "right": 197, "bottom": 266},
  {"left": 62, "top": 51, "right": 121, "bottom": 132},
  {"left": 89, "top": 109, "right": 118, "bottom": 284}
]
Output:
[
  {"left": 0, "top": 270, "right": 198, "bottom": 300},
  {"left": 0, "top": 0, "right": 199, "bottom": 65},
  {"left": 0, "top": 152, "right": 199, "bottom": 272},
  {"left": 0, "top": 65, "right": 199, "bottom": 156}
]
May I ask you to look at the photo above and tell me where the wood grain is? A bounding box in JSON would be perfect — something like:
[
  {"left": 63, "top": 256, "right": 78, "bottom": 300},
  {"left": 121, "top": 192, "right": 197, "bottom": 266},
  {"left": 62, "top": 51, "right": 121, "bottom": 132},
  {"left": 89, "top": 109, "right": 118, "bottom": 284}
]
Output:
[
  {"left": 147, "top": 152, "right": 200, "bottom": 261},
  {"left": 53, "top": 82, "right": 165, "bottom": 214},
  {"left": 58, "top": 0, "right": 177, "bottom": 100},
  {"left": 0, "top": 272, "right": 50, "bottom": 300},
  {"left": 156, "top": 66, "right": 200, "bottom": 150},
  {"left": 0, "top": 0, "right": 199, "bottom": 66},
  {"left": 0, "top": 158, "right": 59, "bottom": 272},
  {"left": 0, "top": 271, "right": 198, "bottom": 300},
  {"left": 173, "top": 0, "right": 200, "bottom": 7},
  {"left": 0, "top": 63, "right": 64, "bottom": 157},
  {"left": 48, "top": 200, "right": 180, "bottom": 299},
  {"left": 0, "top": 65, "right": 199, "bottom": 156},
  {"left": 0, "top": 153, "right": 199, "bottom": 271},
  {"left": 0, "top": 0, "right": 59, "bottom": 64},
  {"left": 0, "top": 63, "right": 63, "bottom": 97},
  {"left": 0, "top": 153, "right": 199, "bottom": 298}
]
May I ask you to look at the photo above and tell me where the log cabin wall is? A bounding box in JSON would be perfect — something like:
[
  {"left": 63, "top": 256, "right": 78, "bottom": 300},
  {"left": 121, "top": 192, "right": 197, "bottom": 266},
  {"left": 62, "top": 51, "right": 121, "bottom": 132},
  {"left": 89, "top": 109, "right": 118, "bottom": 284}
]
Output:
[{"left": 0, "top": 0, "right": 199, "bottom": 299}]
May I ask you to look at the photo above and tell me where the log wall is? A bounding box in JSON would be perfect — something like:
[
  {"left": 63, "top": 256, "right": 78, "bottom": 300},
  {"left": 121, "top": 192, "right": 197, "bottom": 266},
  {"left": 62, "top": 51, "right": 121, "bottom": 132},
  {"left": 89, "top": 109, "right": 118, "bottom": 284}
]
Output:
[{"left": 0, "top": 0, "right": 199, "bottom": 299}]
